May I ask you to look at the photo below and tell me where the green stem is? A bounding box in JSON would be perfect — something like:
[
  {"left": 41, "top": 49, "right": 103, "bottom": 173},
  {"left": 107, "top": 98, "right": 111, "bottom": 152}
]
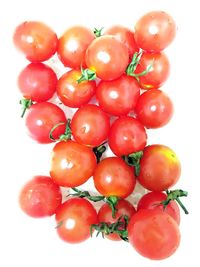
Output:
[
  {"left": 122, "top": 151, "right": 143, "bottom": 176},
  {"left": 49, "top": 119, "right": 71, "bottom": 141},
  {"left": 77, "top": 67, "right": 96, "bottom": 84},
  {"left": 93, "top": 142, "right": 107, "bottom": 163},
  {"left": 19, "top": 99, "right": 33, "bottom": 118},
  {"left": 94, "top": 27, "right": 104, "bottom": 37}
]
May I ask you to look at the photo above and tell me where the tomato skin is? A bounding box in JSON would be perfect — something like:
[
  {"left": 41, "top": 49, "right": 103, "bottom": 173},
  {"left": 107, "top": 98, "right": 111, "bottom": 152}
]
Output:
[
  {"left": 138, "top": 145, "right": 181, "bottom": 191},
  {"left": 137, "top": 191, "right": 180, "bottom": 224},
  {"left": 135, "top": 11, "right": 176, "bottom": 52},
  {"left": 135, "top": 89, "right": 173, "bottom": 128},
  {"left": 98, "top": 199, "right": 136, "bottom": 241},
  {"left": 18, "top": 63, "right": 57, "bottom": 102},
  {"left": 25, "top": 102, "right": 66, "bottom": 144},
  {"left": 93, "top": 157, "right": 136, "bottom": 198},
  {"left": 57, "top": 70, "right": 96, "bottom": 108},
  {"left": 85, "top": 35, "right": 129, "bottom": 80},
  {"left": 13, "top": 21, "right": 58, "bottom": 62},
  {"left": 128, "top": 209, "right": 180, "bottom": 260},
  {"left": 71, "top": 104, "right": 110, "bottom": 147},
  {"left": 96, "top": 74, "right": 140, "bottom": 116},
  {"left": 55, "top": 198, "right": 98, "bottom": 243},
  {"left": 19, "top": 176, "right": 62, "bottom": 218},
  {"left": 57, "top": 26, "right": 95, "bottom": 69},
  {"left": 50, "top": 140, "right": 97, "bottom": 187},
  {"left": 108, "top": 116, "right": 147, "bottom": 156}
]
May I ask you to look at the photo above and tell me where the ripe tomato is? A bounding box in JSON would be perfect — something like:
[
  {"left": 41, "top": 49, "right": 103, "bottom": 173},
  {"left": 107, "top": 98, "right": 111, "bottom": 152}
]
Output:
[
  {"left": 13, "top": 21, "right": 58, "bottom": 62},
  {"left": 85, "top": 35, "right": 129, "bottom": 80},
  {"left": 134, "top": 52, "right": 170, "bottom": 89},
  {"left": 108, "top": 116, "right": 147, "bottom": 156},
  {"left": 19, "top": 176, "right": 62, "bottom": 218},
  {"left": 96, "top": 74, "right": 140, "bottom": 116},
  {"left": 25, "top": 102, "right": 66, "bottom": 143},
  {"left": 55, "top": 198, "right": 98, "bottom": 243},
  {"left": 18, "top": 63, "right": 57, "bottom": 102},
  {"left": 135, "top": 11, "right": 176, "bottom": 52},
  {"left": 138, "top": 145, "right": 181, "bottom": 191},
  {"left": 50, "top": 140, "right": 97, "bottom": 187},
  {"left": 93, "top": 157, "right": 136, "bottom": 198},
  {"left": 137, "top": 191, "right": 180, "bottom": 224},
  {"left": 71, "top": 104, "right": 110, "bottom": 147},
  {"left": 98, "top": 199, "right": 136, "bottom": 241},
  {"left": 57, "top": 70, "right": 96, "bottom": 108},
  {"left": 128, "top": 209, "right": 180, "bottom": 260},
  {"left": 135, "top": 89, "right": 174, "bottom": 128},
  {"left": 57, "top": 26, "right": 95, "bottom": 69}
]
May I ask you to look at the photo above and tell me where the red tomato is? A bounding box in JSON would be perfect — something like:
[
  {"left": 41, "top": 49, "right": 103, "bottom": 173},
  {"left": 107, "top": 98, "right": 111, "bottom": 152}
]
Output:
[
  {"left": 55, "top": 198, "right": 98, "bottom": 243},
  {"left": 71, "top": 104, "right": 110, "bottom": 147},
  {"left": 57, "top": 26, "right": 95, "bottom": 69},
  {"left": 128, "top": 209, "right": 180, "bottom": 260},
  {"left": 138, "top": 145, "right": 181, "bottom": 191},
  {"left": 108, "top": 116, "right": 147, "bottom": 156},
  {"left": 18, "top": 63, "right": 57, "bottom": 102},
  {"left": 135, "top": 11, "right": 176, "bottom": 52},
  {"left": 98, "top": 199, "right": 136, "bottom": 241},
  {"left": 19, "top": 176, "right": 62, "bottom": 218},
  {"left": 135, "top": 89, "right": 173, "bottom": 128},
  {"left": 135, "top": 52, "right": 170, "bottom": 89},
  {"left": 57, "top": 70, "right": 96, "bottom": 108},
  {"left": 93, "top": 157, "right": 136, "bottom": 198},
  {"left": 50, "top": 140, "right": 97, "bottom": 187},
  {"left": 85, "top": 35, "right": 129, "bottom": 80},
  {"left": 13, "top": 21, "right": 58, "bottom": 62},
  {"left": 96, "top": 74, "right": 140, "bottom": 116},
  {"left": 25, "top": 102, "right": 66, "bottom": 143},
  {"left": 137, "top": 191, "right": 180, "bottom": 224}
]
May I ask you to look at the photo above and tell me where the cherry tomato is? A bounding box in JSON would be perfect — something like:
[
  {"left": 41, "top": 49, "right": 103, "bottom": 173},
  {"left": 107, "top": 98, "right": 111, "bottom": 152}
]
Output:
[
  {"left": 128, "top": 209, "right": 180, "bottom": 260},
  {"left": 18, "top": 63, "right": 57, "bottom": 102},
  {"left": 57, "top": 26, "right": 95, "bottom": 69},
  {"left": 96, "top": 74, "right": 140, "bottom": 116},
  {"left": 85, "top": 35, "right": 129, "bottom": 80},
  {"left": 25, "top": 102, "right": 66, "bottom": 143},
  {"left": 137, "top": 191, "right": 180, "bottom": 224},
  {"left": 71, "top": 104, "right": 110, "bottom": 147},
  {"left": 108, "top": 116, "right": 147, "bottom": 156},
  {"left": 55, "top": 198, "right": 98, "bottom": 243},
  {"left": 93, "top": 157, "right": 136, "bottom": 198},
  {"left": 13, "top": 21, "right": 58, "bottom": 62},
  {"left": 135, "top": 11, "right": 176, "bottom": 52},
  {"left": 57, "top": 70, "right": 96, "bottom": 108},
  {"left": 138, "top": 145, "right": 181, "bottom": 191},
  {"left": 19, "top": 176, "right": 62, "bottom": 218},
  {"left": 50, "top": 140, "right": 97, "bottom": 187},
  {"left": 135, "top": 89, "right": 173, "bottom": 128},
  {"left": 98, "top": 199, "right": 136, "bottom": 241}
]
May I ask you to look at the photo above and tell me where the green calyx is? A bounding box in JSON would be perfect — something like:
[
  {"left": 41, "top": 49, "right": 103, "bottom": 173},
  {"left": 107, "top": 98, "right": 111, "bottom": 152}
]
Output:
[
  {"left": 94, "top": 27, "right": 104, "bottom": 37},
  {"left": 49, "top": 119, "right": 71, "bottom": 142},
  {"left": 122, "top": 151, "right": 143, "bottom": 176},
  {"left": 20, "top": 98, "right": 33, "bottom": 118},
  {"left": 93, "top": 142, "right": 107, "bottom": 163},
  {"left": 77, "top": 67, "right": 96, "bottom": 84}
]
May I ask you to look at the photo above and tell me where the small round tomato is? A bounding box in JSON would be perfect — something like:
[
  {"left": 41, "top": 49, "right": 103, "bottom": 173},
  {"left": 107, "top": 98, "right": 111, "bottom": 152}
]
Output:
[
  {"left": 50, "top": 140, "right": 97, "bottom": 187},
  {"left": 57, "top": 70, "right": 96, "bottom": 108},
  {"left": 25, "top": 102, "right": 66, "bottom": 143},
  {"left": 138, "top": 145, "right": 181, "bottom": 191},
  {"left": 93, "top": 157, "right": 136, "bottom": 198},
  {"left": 18, "top": 63, "right": 57, "bottom": 102},
  {"left": 19, "top": 176, "right": 62, "bottom": 218},
  {"left": 98, "top": 199, "right": 136, "bottom": 241},
  {"left": 55, "top": 198, "right": 98, "bottom": 243},
  {"left": 137, "top": 191, "right": 180, "bottom": 224},
  {"left": 128, "top": 209, "right": 180, "bottom": 260},
  {"left": 85, "top": 35, "right": 129, "bottom": 80},
  {"left": 108, "top": 116, "right": 147, "bottom": 156},
  {"left": 57, "top": 26, "right": 95, "bottom": 69},
  {"left": 13, "top": 21, "right": 58, "bottom": 62},
  {"left": 135, "top": 11, "right": 176, "bottom": 52},
  {"left": 96, "top": 74, "right": 140, "bottom": 116},
  {"left": 135, "top": 89, "right": 173, "bottom": 128},
  {"left": 71, "top": 104, "right": 110, "bottom": 147},
  {"left": 135, "top": 52, "right": 170, "bottom": 89}
]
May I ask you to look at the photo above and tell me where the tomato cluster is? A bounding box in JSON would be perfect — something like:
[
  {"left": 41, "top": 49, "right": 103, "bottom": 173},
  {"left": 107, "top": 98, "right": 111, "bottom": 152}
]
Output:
[{"left": 14, "top": 11, "right": 188, "bottom": 261}]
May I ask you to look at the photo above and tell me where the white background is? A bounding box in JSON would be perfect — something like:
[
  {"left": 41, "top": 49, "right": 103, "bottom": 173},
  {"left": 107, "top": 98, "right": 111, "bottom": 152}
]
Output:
[{"left": 0, "top": 0, "right": 199, "bottom": 266}]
